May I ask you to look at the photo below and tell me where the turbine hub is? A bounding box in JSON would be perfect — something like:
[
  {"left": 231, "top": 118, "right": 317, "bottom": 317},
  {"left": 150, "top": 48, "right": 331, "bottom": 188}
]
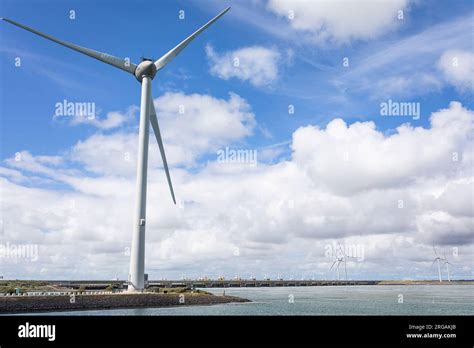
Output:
[{"left": 134, "top": 60, "right": 157, "bottom": 81}]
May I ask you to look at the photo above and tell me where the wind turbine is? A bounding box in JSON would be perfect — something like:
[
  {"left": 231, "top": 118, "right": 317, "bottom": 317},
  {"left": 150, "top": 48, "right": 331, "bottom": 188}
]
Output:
[
  {"left": 432, "top": 246, "right": 445, "bottom": 283},
  {"left": 443, "top": 252, "right": 452, "bottom": 282},
  {"left": 330, "top": 255, "right": 344, "bottom": 281},
  {"left": 2, "top": 7, "right": 231, "bottom": 292},
  {"left": 338, "top": 243, "right": 356, "bottom": 281}
]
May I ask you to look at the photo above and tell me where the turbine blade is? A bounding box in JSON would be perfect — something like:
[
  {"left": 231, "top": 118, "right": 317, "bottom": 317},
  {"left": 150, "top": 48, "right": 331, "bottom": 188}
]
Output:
[
  {"left": 2, "top": 18, "right": 137, "bottom": 74},
  {"left": 154, "top": 7, "right": 230, "bottom": 71},
  {"left": 149, "top": 99, "right": 176, "bottom": 204},
  {"left": 433, "top": 246, "right": 438, "bottom": 257},
  {"left": 329, "top": 260, "right": 337, "bottom": 270}
]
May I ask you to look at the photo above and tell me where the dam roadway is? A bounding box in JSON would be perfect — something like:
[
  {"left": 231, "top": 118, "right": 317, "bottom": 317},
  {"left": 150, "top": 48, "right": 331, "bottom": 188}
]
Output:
[{"left": 46, "top": 280, "right": 381, "bottom": 289}]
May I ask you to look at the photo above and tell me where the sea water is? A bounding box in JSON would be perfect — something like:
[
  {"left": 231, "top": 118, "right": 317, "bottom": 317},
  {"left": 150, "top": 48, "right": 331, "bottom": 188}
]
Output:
[{"left": 27, "top": 285, "right": 473, "bottom": 316}]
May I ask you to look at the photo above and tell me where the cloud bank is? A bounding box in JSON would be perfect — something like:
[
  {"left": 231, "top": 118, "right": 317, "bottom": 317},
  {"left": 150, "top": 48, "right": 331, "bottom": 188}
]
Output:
[
  {"left": 266, "top": 0, "right": 409, "bottom": 44},
  {"left": 206, "top": 45, "right": 281, "bottom": 87},
  {"left": 1, "top": 100, "right": 472, "bottom": 280}
]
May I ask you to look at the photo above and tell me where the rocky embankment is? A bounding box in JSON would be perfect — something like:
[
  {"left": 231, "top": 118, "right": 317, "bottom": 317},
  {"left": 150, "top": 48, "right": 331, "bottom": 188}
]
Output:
[{"left": 0, "top": 293, "right": 250, "bottom": 314}]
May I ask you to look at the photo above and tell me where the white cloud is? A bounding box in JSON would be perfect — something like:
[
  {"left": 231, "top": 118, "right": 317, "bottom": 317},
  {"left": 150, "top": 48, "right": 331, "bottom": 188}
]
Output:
[
  {"left": 154, "top": 92, "right": 256, "bottom": 166},
  {"left": 437, "top": 49, "right": 474, "bottom": 92},
  {"left": 71, "top": 133, "right": 138, "bottom": 177},
  {"left": 334, "top": 15, "right": 472, "bottom": 99},
  {"left": 206, "top": 45, "right": 281, "bottom": 87},
  {"left": 68, "top": 106, "right": 138, "bottom": 130},
  {"left": 267, "top": 0, "right": 409, "bottom": 44},
  {"left": 370, "top": 74, "right": 442, "bottom": 99},
  {"left": 1, "top": 101, "right": 473, "bottom": 280},
  {"left": 59, "top": 91, "right": 256, "bottom": 179},
  {"left": 5, "top": 151, "right": 64, "bottom": 177},
  {"left": 292, "top": 102, "right": 473, "bottom": 194}
]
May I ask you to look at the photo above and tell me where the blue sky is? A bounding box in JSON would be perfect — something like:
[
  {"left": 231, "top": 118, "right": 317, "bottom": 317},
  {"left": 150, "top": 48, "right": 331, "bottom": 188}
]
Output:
[
  {"left": 2, "top": 0, "right": 472, "bottom": 158},
  {"left": 0, "top": 0, "right": 473, "bottom": 280}
]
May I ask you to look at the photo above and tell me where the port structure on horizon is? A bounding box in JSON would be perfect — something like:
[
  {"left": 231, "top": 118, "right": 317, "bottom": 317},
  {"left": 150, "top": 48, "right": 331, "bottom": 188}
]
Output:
[{"left": 2, "top": 7, "right": 231, "bottom": 292}]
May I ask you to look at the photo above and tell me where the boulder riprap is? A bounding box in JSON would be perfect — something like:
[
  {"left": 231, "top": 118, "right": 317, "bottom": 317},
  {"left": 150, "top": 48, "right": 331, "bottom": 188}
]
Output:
[{"left": 0, "top": 292, "right": 250, "bottom": 314}]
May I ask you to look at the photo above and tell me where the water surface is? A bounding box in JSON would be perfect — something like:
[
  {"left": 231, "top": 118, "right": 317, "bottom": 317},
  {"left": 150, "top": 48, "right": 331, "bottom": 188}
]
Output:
[{"left": 32, "top": 285, "right": 473, "bottom": 315}]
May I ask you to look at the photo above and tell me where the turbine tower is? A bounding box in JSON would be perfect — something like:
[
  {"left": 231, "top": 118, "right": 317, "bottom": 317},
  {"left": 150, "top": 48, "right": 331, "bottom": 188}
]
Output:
[
  {"left": 330, "top": 251, "right": 344, "bottom": 281},
  {"left": 432, "top": 246, "right": 445, "bottom": 283},
  {"left": 337, "top": 243, "right": 355, "bottom": 281},
  {"left": 443, "top": 252, "right": 452, "bottom": 282},
  {"left": 2, "top": 7, "right": 231, "bottom": 292}
]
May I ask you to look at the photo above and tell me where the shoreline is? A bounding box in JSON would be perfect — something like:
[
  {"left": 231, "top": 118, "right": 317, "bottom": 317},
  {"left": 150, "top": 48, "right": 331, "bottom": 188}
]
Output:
[{"left": 0, "top": 293, "right": 250, "bottom": 314}]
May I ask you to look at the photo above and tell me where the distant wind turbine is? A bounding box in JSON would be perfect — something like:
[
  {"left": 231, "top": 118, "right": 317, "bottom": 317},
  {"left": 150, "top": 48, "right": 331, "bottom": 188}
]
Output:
[
  {"left": 330, "top": 245, "right": 344, "bottom": 281},
  {"left": 432, "top": 246, "right": 445, "bottom": 283},
  {"left": 443, "top": 252, "right": 452, "bottom": 282},
  {"left": 338, "top": 243, "right": 356, "bottom": 280},
  {"left": 2, "top": 7, "right": 231, "bottom": 292},
  {"left": 330, "top": 256, "right": 344, "bottom": 281},
  {"left": 329, "top": 243, "right": 355, "bottom": 281}
]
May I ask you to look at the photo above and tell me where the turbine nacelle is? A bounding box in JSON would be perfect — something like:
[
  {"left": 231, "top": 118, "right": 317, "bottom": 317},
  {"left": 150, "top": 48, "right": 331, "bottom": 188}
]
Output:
[{"left": 134, "top": 59, "right": 157, "bottom": 81}]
